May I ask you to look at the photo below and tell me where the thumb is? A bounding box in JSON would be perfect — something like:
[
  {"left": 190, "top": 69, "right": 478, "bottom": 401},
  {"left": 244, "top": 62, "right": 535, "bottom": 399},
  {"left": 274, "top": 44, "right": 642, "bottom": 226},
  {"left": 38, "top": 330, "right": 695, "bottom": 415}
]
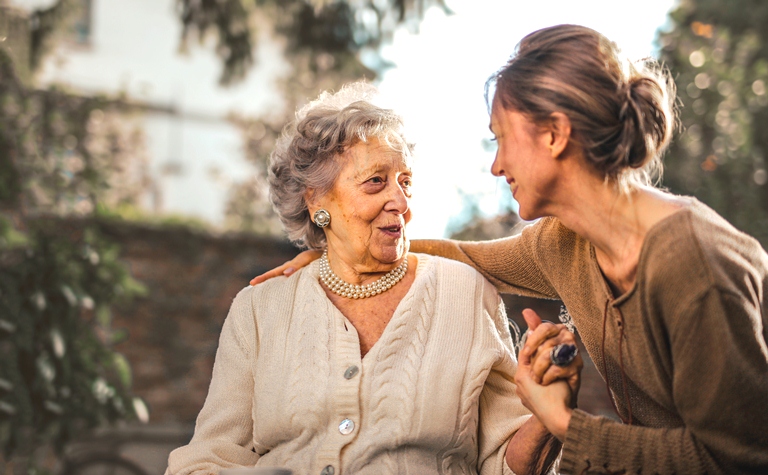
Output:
[
  {"left": 518, "top": 309, "right": 542, "bottom": 367},
  {"left": 522, "top": 308, "right": 543, "bottom": 331}
]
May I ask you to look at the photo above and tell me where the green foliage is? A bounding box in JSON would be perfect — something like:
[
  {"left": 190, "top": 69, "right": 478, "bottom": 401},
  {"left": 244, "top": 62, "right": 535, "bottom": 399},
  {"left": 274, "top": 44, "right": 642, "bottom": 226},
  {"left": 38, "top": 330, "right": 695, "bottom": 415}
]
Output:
[
  {"left": 659, "top": 0, "right": 768, "bottom": 246},
  {"left": 0, "top": 2, "right": 148, "bottom": 463},
  {"left": 177, "top": 0, "right": 450, "bottom": 85},
  {"left": 94, "top": 203, "right": 213, "bottom": 233},
  {"left": 0, "top": 218, "right": 145, "bottom": 459}
]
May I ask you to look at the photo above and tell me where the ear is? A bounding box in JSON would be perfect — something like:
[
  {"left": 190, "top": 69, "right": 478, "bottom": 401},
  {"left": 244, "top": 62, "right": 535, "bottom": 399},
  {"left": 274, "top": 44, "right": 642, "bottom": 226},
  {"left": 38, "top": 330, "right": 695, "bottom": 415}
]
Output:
[
  {"left": 305, "top": 189, "right": 321, "bottom": 216},
  {"left": 547, "top": 112, "right": 572, "bottom": 159}
]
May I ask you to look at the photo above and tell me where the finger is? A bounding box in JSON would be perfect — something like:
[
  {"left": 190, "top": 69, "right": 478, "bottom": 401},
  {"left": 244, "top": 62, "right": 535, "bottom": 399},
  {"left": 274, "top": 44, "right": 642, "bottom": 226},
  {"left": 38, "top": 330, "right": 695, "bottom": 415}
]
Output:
[
  {"left": 519, "top": 309, "right": 544, "bottom": 364},
  {"left": 527, "top": 323, "right": 572, "bottom": 355},
  {"left": 540, "top": 364, "right": 578, "bottom": 386},
  {"left": 296, "top": 250, "right": 322, "bottom": 266},
  {"left": 521, "top": 308, "right": 542, "bottom": 331},
  {"left": 530, "top": 336, "right": 575, "bottom": 382},
  {"left": 250, "top": 250, "right": 322, "bottom": 285},
  {"left": 521, "top": 322, "right": 562, "bottom": 359},
  {"left": 250, "top": 263, "right": 292, "bottom": 285},
  {"left": 530, "top": 342, "right": 558, "bottom": 382},
  {"left": 567, "top": 354, "right": 584, "bottom": 390},
  {"left": 553, "top": 327, "right": 578, "bottom": 346},
  {"left": 529, "top": 330, "right": 582, "bottom": 380}
]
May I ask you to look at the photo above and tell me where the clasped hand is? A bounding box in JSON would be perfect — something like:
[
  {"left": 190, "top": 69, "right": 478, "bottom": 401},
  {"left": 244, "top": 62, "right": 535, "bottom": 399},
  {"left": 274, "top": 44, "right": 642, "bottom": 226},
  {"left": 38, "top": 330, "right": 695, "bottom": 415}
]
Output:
[{"left": 515, "top": 309, "right": 583, "bottom": 441}]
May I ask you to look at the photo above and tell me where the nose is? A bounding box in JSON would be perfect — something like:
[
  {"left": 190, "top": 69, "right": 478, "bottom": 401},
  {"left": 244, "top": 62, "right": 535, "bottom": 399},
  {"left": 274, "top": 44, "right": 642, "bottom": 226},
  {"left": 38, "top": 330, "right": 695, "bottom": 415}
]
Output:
[
  {"left": 491, "top": 151, "right": 504, "bottom": 177},
  {"left": 384, "top": 181, "right": 409, "bottom": 215}
]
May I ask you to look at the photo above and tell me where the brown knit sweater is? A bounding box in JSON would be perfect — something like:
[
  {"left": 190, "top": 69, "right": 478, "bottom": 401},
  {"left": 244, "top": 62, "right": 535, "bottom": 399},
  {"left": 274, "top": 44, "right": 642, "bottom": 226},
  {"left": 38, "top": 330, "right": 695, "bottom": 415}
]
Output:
[{"left": 412, "top": 198, "right": 768, "bottom": 474}]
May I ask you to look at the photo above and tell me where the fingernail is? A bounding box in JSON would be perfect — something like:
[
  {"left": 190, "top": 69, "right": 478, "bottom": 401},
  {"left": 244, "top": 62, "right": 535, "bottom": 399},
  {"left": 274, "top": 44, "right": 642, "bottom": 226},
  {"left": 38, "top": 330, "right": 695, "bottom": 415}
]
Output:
[{"left": 284, "top": 267, "right": 295, "bottom": 276}]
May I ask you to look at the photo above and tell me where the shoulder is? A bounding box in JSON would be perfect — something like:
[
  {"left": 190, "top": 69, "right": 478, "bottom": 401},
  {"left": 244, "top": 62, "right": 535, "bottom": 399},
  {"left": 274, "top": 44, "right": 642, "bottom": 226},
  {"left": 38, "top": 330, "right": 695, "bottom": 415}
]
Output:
[
  {"left": 518, "top": 217, "right": 592, "bottom": 285},
  {"left": 415, "top": 253, "right": 503, "bottom": 313},
  {"left": 250, "top": 265, "right": 313, "bottom": 298},
  {"left": 535, "top": 216, "right": 588, "bottom": 255},
  {"left": 642, "top": 199, "right": 768, "bottom": 307},
  {"left": 501, "top": 217, "right": 590, "bottom": 270},
  {"left": 235, "top": 267, "right": 315, "bottom": 321},
  {"left": 648, "top": 201, "right": 766, "bottom": 280}
]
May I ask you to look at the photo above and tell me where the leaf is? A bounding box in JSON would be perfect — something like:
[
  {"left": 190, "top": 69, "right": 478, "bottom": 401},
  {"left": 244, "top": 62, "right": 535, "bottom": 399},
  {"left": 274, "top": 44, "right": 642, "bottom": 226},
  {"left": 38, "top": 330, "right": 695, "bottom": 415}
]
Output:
[{"left": 112, "top": 352, "right": 132, "bottom": 389}]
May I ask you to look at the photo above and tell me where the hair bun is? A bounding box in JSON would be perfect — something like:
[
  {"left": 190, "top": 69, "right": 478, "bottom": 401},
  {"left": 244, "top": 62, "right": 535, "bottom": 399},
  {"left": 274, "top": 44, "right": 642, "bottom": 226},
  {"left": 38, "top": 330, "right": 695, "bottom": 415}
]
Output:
[{"left": 615, "top": 74, "right": 673, "bottom": 171}]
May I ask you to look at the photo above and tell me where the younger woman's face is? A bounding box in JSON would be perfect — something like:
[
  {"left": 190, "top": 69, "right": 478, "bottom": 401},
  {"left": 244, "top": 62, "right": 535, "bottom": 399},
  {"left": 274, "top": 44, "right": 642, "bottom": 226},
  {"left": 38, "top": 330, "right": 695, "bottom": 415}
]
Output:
[{"left": 489, "top": 97, "right": 561, "bottom": 220}]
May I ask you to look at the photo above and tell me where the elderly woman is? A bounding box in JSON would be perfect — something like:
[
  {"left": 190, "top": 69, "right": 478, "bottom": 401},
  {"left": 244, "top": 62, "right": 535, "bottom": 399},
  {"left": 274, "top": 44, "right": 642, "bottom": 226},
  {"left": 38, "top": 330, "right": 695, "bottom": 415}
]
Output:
[{"left": 166, "top": 83, "right": 565, "bottom": 475}]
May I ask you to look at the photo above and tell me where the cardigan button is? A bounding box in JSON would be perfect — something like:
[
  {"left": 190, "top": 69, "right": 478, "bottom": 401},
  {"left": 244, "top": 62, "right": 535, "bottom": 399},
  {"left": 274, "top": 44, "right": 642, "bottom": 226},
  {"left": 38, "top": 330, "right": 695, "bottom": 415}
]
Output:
[
  {"left": 320, "top": 465, "right": 335, "bottom": 475},
  {"left": 344, "top": 365, "right": 359, "bottom": 379},
  {"left": 338, "top": 418, "right": 355, "bottom": 435}
]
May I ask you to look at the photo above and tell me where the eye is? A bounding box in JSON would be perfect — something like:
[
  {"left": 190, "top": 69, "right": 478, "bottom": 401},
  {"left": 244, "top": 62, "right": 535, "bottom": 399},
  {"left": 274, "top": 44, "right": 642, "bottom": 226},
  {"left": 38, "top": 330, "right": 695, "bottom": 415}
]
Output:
[
  {"left": 400, "top": 176, "right": 413, "bottom": 197},
  {"left": 362, "top": 175, "right": 387, "bottom": 193}
]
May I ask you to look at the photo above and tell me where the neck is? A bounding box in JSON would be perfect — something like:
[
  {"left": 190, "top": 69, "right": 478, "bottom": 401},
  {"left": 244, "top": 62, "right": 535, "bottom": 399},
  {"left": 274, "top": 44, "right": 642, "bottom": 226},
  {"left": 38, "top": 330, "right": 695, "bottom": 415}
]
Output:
[
  {"left": 558, "top": 183, "right": 645, "bottom": 262},
  {"left": 325, "top": 245, "right": 406, "bottom": 286},
  {"left": 546, "top": 174, "right": 685, "bottom": 294}
]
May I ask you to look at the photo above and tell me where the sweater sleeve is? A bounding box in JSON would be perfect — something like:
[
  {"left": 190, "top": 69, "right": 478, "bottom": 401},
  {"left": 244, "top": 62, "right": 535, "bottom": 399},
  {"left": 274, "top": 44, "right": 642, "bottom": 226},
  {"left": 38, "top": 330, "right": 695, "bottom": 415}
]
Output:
[
  {"left": 560, "top": 286, "right": 768, "bottom": 474},
  {"left": 166, "top": 288, "right": 260, "bottom": 475},
  {"left": 410, "top": 220, "right": 559, "bottom": 299},
  {"left": 477, "top": 284, "right": 532, "bottom": 475}
]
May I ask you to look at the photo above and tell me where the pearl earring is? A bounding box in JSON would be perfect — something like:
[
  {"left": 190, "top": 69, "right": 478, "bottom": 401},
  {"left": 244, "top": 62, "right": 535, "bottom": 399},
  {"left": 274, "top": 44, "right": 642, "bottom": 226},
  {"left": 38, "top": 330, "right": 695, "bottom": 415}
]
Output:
[{"left": 313, "top": 209, "right": 331, "bottom": 228}]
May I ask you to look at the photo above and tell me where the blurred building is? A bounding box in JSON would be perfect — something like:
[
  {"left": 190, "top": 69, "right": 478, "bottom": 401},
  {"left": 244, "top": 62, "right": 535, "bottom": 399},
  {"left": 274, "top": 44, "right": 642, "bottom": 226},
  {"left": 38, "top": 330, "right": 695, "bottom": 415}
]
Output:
[{"left": 9, "top": 0, "right": 288, "bottom": 227}]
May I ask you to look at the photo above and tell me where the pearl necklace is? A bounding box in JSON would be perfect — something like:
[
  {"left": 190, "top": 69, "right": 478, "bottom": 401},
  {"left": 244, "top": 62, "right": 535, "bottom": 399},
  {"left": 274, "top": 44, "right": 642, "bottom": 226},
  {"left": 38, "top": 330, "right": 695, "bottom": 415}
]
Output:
[{"left": 319, "top": 250, "right": 408, "bottom": 299}]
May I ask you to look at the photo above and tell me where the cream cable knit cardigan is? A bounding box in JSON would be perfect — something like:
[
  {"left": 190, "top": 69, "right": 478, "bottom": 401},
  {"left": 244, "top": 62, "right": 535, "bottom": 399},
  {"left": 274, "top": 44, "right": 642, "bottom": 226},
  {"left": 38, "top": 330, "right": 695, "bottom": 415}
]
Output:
[{"left": 166, "top": 254, "right": 531, "bottom": 475}]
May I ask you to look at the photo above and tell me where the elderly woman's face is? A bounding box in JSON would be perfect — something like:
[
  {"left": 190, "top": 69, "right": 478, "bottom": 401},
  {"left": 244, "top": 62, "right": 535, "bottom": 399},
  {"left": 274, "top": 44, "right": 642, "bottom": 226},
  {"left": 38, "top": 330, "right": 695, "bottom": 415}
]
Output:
[{"left": 313, "top": 138, "right": 412, "bottom": 270}]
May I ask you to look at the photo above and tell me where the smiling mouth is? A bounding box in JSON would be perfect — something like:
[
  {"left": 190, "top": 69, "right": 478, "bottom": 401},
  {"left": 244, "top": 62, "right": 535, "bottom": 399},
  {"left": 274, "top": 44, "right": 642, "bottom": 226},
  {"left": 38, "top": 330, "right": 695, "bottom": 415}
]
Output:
[
  {"left": 508, "top": 180, "right": 518, "bottom": 197},
  {"left": 380, "top": 224, "right": 403, "bottom": 235}
]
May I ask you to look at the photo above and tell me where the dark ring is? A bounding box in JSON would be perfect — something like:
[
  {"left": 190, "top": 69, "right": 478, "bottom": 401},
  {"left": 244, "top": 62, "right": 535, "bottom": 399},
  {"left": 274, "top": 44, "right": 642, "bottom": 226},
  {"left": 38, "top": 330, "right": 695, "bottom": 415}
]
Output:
[{"left": 550, "top": 343, "right": 578, "bottom": 367}]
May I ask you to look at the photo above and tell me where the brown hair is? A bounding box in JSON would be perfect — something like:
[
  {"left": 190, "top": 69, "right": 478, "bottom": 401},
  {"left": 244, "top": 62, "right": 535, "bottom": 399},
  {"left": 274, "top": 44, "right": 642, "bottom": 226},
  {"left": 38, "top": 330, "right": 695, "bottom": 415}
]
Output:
[{"left": 488, "top": 24, "right": 676, "bottom": 187}]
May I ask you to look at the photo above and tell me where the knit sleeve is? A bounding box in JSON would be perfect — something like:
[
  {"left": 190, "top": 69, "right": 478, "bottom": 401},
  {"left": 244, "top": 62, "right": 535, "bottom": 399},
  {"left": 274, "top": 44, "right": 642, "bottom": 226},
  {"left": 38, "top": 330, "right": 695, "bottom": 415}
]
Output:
[
  {"left": 560, "top": 286, "right": 768, "bottom": 474},
  {"left": 477, "top": 283, "right": 532, "bottom": 475},
  {"left": 166, "top": 287, "right": 260, "bottom": 475},
  {"left": 410, "top": 219, "right": 559, "bottom": 299}
]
